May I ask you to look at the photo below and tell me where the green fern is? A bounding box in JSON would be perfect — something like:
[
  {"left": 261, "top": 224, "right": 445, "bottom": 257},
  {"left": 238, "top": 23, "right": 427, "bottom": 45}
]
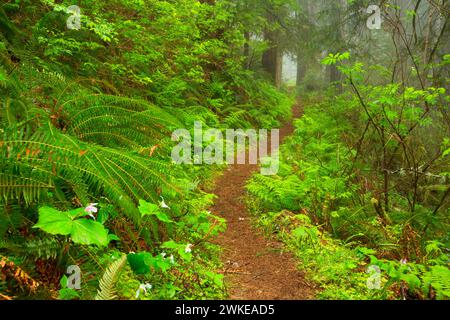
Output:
[
  {"left": 246, "top": 174, "right": 302, "bottom": 211},
  {"left": 0, "top": 118, "right": 183, "bottom": 222},
  {"left": 223, "top": 109, "right": 252, "bottom": 128},
  {"left": 422, "top": 266, "right": 450, "bottom": 300},
  {"left": 64, "top": 94, "right": 183, "bottom": 149},
  {"left": 95, "top": 254, "right": 127, "bottom": 300},
  {"left": 0, "top": 237, "right": 61, "bottom": 260}
]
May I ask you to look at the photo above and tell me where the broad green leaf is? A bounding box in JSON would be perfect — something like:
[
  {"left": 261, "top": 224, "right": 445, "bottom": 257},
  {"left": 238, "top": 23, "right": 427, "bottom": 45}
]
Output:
[
  {"left": 34, "top": 206, "right": 109, "bottom": 247},
  {"left": 155, "top": 211, "right": 173, "bottom": 223},
  {"left": 138, "top": 199, "right": 160, "bottom": 217},
  {"left": 71, "top": 219, "right": 108, "bottom": 246},
  {"left": 67, "top": 208, "right": 87, "bottom": 219},
  {"left": 58, "top": 288, "right": 81, "bottom": 300},
  {"left": 139, "top": 199, "right": 173, "bottom": 223},
  {"left": 34, "top": 207, "right": 72, "bottom": 235}
]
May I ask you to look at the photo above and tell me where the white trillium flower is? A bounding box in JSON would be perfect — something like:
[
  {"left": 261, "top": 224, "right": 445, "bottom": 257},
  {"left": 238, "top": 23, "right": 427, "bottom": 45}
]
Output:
[
  {"left": 135, "top": 283, "right": 152, "bottom": 299},
  {"left": 161, "top": 252, "right": 167, "bottom": 258},
  {"left": 85, "top": 203, "right": 98, "bottom": 213},
  {"left": 185, "top": 243, "right": 193, "bottom": 253},
  {"left": 169, "top": 254, "right": 175, "bottom": 264},
  {"left": 84, "top": 203, "right": 98, "bottom": 220},
  {"left": 159, "top": 196, "right": 170, "bottom": 209}
]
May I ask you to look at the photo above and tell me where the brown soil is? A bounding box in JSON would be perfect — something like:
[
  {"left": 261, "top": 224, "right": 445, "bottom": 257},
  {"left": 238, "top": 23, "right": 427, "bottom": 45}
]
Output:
[{"left": 211, "top": 104, "right": 316, "bottom": 300}]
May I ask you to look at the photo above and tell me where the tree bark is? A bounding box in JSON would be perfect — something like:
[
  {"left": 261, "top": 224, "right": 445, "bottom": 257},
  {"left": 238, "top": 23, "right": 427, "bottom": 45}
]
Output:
[
  {"left": 296, "top": 56, "right": 306, "bottom": 86},
  {"left": 244, "top": 31, "right": 250, "bottom": 69},
  {"left": 262, "top": 29, "right": 282, "bottom": 88},
  {"left": 329, "top": 64, "right": 342, "bottom": 92}
]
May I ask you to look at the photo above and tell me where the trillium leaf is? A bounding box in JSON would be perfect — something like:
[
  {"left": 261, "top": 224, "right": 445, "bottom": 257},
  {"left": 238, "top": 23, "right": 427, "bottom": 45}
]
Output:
[
  {"left": 71, "top": 219, "right": 109, "bottom": 246},
  {"left": 155, "top": 212, "right": 174, "bottom": 223},
  {"left": 33, "top": 207, "right": 72, "bottom": 235},
  {"left": 138, "top": 199, "right": 159, "bottom": 217},
  {"left": 139, "top": 199, "right": 173, "bottom": 223},
  {"left": 67, "top": 208, "right": 87, "bottom": 219},
  {"left": 34, "top": 206, "right": 110, "bottom": 247}
]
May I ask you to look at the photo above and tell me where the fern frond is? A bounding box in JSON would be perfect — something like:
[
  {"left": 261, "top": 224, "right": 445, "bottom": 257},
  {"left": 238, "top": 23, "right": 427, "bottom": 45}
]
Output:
[
  {"left": 61, "top": 94, "right": 183, "bottom": 149},
  {"left": 0, "top": 238, "right": 61, "bottom": 260},
  {"left": 223, "top": 109, "right": 252, "bottom": 128},
  {"left": 0, "top": 122, "right": 183, "bottom": 222},
  {"left": 0, "top": 172, "right": 53, "bottom": 204},
  {"left": 95, "top": 254, "right": 127, "bottom": 300}
]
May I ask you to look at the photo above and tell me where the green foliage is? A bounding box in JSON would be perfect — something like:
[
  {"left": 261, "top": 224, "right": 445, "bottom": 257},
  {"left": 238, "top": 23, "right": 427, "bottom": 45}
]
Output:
[
  {"left": 33, "top": 206, "right": 110, "bottom": 247},
  {"left": 321, "top": 52, "right": 350, "bottom": 65},
  {"left": 95, "top": 254, "right": 127, "bottom": 300},
  {"left": 0, "top": 0, "right": 292, "bottom": 300},
  {"left": 0, "top": 237, "right": 61, "bottom": 260},
  {"left": 247, "top": 85, "right": 449, "bottom": 300},
  {"left": 139, "top": 200, "right": 173, "bottom": 224},
  {"left": 58, "top": 275, "right": 80, "bottom": 300},
  {"left": 422, "top": 266, "right": 450, "bottom": 299},
  {"left": 370, "top": 245, "right": 450, "bottom": 300},
  {"left": 3, "top": 0, "right": 446, "bottom": 302}
]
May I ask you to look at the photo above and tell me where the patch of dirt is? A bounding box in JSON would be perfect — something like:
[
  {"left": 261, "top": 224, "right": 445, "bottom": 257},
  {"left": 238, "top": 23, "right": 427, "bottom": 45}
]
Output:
[{"left": 211, "top": 104, "right": 316, "bottom": 300}]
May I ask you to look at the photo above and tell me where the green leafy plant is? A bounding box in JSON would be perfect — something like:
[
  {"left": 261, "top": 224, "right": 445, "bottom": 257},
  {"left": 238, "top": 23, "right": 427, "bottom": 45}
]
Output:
[{"left": 34, "top": 206, "right": 109, "bottom": 247}]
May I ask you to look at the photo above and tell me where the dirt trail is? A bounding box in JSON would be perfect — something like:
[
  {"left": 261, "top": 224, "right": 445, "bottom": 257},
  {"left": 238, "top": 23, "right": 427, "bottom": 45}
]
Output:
[{"left": 211, "top": 104, "right": 315, "bottom": 300}]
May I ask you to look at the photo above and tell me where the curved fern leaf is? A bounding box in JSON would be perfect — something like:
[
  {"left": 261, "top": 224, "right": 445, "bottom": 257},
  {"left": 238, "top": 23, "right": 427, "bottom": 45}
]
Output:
[{"left": 95, "top": 254, "right": 127, "bottom": 300}]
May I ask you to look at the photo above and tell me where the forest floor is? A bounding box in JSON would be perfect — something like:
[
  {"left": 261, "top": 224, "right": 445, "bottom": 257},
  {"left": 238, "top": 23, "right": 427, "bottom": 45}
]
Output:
[{"left": 211, "top": 104, "right": 316, "bottom": 300}]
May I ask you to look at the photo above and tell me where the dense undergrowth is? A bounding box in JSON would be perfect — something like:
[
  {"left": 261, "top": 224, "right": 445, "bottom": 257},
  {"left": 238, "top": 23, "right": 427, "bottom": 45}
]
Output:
[
  {"left": 247, "top": 60, "right": 450, "bottom": 299},
  {"left": 0, "top": 0, "right": 291, "bottom": 300},
  {"left": 1, "top": 0, "right": 448, "bottom": 302}
]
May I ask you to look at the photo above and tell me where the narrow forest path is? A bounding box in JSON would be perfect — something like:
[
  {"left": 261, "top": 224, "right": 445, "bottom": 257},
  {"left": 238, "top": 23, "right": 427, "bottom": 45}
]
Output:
[{"left": 211, "top": 104, "right": 315, "bottom": 300}]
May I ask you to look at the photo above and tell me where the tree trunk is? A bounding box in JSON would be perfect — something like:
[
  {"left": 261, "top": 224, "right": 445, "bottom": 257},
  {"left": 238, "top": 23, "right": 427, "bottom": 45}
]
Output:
[
  {"left": 262, "top": 30, "right": 282, "bottom": 88},
  {"left": 296, "top": 55, "right": 306, "bottom": 86},
  {"left": 329, "top": 64, "right": 342, "bottom": 92},
  {"left": 244, "top": 31, "right": 250, "bottom": 69}
]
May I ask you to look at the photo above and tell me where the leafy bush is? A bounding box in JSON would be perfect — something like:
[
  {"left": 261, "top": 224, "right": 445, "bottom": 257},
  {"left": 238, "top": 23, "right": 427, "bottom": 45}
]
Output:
[
  {"left": 0, "top": 0, "right": 290, "bottom": 299},
  {"left": 246, "top": 82, "right": 449, "bottom": 300}
]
